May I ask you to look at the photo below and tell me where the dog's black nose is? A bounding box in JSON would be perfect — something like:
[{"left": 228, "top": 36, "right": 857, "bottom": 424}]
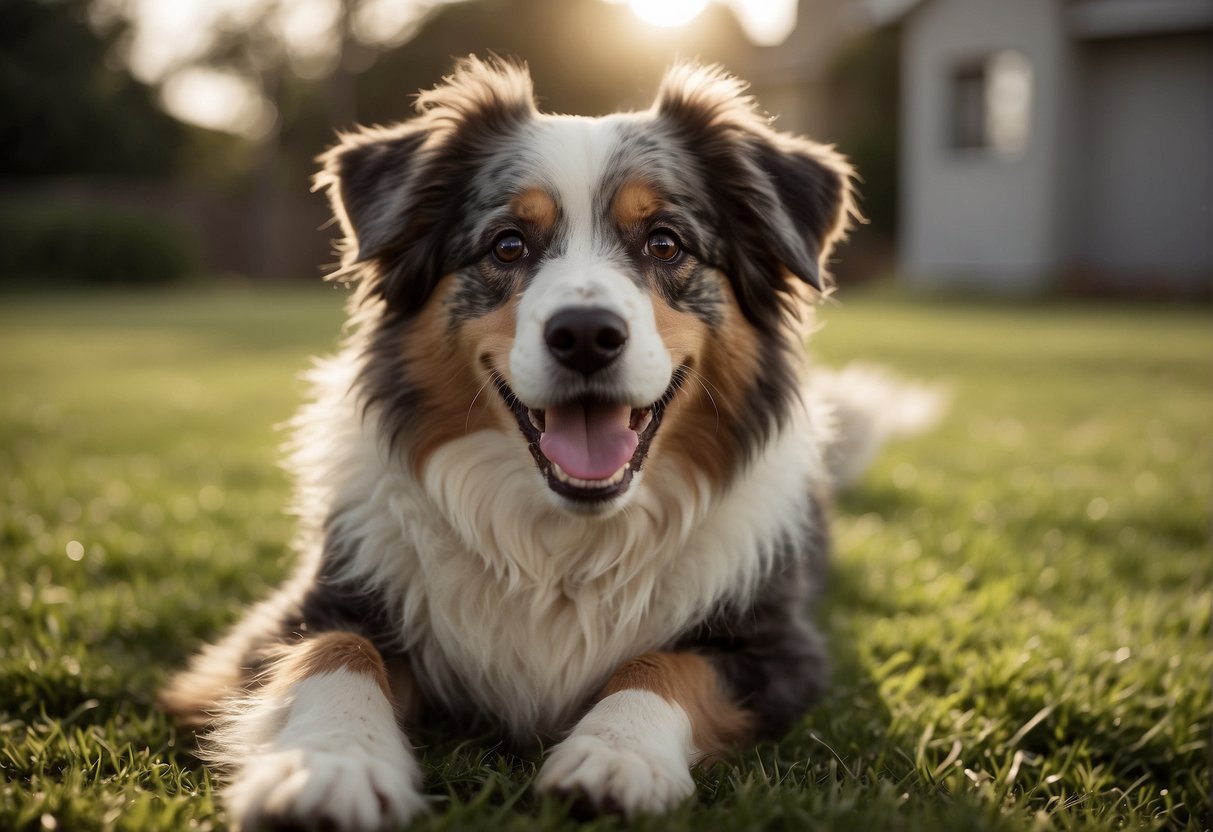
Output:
[{"left": 544, "top": 308, "right": 628, "bottom": 376}]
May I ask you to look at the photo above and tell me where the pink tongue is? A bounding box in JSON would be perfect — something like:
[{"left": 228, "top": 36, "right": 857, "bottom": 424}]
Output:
[{"left": 539, "top": 401, "right": 637, "bottom": 481}]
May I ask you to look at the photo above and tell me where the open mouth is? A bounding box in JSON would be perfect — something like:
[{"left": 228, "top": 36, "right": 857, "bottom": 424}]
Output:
[{"left": 496, "top": 368, "right": 687, "bottom": 503}]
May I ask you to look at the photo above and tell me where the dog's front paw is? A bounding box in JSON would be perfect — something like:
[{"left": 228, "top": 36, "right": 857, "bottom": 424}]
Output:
[
  {"left": 537, "top": 733, "right": 695, "bottom": 817},
  {"left": 227, "top": 748, "right": 428, "bottom": 831}
]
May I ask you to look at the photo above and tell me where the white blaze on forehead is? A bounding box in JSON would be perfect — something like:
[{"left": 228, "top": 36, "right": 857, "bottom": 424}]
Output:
[
  {"left": 532, "top": 115, "right": 623, "bottom": 250},
  {"left": 509, "top": 115, "right": 673, "bottom": 407}
]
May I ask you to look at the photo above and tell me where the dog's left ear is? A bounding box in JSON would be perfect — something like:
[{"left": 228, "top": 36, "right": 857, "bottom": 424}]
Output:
[
  {"left": 654, "top": 64, "right": 855, "bottom": 317},
  {"left": 747, "top": 132, "right": 855, "bottom": 293}
]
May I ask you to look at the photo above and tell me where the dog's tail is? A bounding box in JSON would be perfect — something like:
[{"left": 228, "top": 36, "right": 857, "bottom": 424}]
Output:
[{"left": 814, "top": 363, "right": 948, "bottom": 489}]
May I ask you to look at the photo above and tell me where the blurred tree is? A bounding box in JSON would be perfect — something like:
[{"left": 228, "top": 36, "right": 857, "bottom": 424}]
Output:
[
  {"left": 152, "top": 0, "right": 761, "bottom": 278},
  {"left": 356, "top": 0, "right": 756, "bottom": 122},
  {"left": 0, "top": 0, "right": 185, "bottom": 178},
  {"left": 824, "top": 27, "right": 900, "bottom": 238},
  {"left": 5, "top": 0, "right": 890, "bottom": 280}
]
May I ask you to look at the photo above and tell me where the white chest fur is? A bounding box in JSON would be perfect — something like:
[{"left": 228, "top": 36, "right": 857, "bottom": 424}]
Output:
[{"left": 288, "top": 355, "right": 826, "bottom": 739}]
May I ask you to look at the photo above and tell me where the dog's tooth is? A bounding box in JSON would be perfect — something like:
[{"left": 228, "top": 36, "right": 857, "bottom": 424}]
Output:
[
  {"left": 633, "top": 409, "right": 653, "bottom": 433},
  {"left": 552, "top": 462, "right": 629, "bottom": 490},
  {"left": 528, "top": 409, "right": 545, "bottom": 432}
]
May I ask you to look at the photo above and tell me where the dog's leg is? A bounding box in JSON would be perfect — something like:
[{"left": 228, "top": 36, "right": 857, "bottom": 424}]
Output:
[
  {"left": 215, "top": 631, "right": 427, "bottom": 832},
  {"left": 536, "top": 652, "right": 752, "bottom": 816}
]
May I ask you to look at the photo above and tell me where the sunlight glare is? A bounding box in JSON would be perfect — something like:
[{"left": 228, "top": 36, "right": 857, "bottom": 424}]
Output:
[
  {"left": 618, "top": 0, "right": 797, "bottom": 44},
  {"left": 986, "top": 50, "right": 1033, "bottom": 157},
  {"left": 278, "top": 0, "right": 342, "bottom": 79},
  {"left": 160, "top": 68, "right": 276, "bottom": 140},
  {"left": 628, "top": 0, "right": 711, "bottom": 28},
  {"left": 726, "top": 0, "right": 797, "bottom": 46}
]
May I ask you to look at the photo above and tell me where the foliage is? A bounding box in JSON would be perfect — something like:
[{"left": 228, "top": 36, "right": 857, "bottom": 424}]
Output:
[
  {"left": 0, "top": 0, "right": 186, "bottom": 178},
  {"left": 0, "top": 202, "right": 198, "bottom": 285},
  {"left": 824, "top": 28, "right": 901, "bottom": 237},
  {"left": 0, "top": 289, "right": 1208, "bottom": 830}
]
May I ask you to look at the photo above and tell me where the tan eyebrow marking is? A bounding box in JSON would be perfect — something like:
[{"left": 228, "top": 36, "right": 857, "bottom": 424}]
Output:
[
  {"left": 510, "top": 187, "right": 558, "bottom": 231},
  {"left": 612, "top": 179, "right": 664, "bottom": 227}
]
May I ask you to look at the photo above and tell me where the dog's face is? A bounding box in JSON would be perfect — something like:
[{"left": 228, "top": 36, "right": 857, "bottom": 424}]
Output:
[{"left": 318, "top": 58, "right": 852, "bottom": 515}]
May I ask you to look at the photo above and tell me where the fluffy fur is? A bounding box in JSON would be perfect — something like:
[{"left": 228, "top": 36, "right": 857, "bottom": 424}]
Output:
[{"left": 161, "top": 56, "right": 933, "bottom": 829}]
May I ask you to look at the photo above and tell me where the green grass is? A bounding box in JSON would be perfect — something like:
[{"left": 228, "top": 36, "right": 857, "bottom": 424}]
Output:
[{"left": 1, "top": 286, "right": 1208, "bottom": 831}]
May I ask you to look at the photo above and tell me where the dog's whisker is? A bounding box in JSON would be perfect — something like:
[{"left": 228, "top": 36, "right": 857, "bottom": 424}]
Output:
[
  {"left": 685, "top": 368, "right": 722, "bottom": 435},
  {"left": 464, "top": 377, "right": 494, "bottom": 434}
]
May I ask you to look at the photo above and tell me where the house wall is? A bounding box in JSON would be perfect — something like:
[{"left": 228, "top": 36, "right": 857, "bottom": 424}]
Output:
[
  {"left": 899, "top": 0, "right": 1074, "bottom": 291},
  {"left": 1073, "top": 33, "right": 1212, "bottom": 291}
]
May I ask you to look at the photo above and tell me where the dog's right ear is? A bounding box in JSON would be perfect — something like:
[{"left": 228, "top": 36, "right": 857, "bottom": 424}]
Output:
[
  {"left": 315, "top": 124, "right": 430, "bottom": 266},
  {"left": 314, "top": 55, "right": 537, "bottom": 313}
]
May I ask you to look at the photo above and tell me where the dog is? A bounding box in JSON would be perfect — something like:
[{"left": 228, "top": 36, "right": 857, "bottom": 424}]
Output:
[{"left": 162, "top": 56, "right": 933, "bottom": 830}]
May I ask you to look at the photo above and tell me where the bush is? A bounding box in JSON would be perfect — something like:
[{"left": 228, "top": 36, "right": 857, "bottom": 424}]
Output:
[{"left": 0, "top": 201, "right": 198, "bottom": 285}]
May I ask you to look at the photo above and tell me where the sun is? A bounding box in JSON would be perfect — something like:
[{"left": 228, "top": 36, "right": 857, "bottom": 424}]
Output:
[
  {"left": 620, "top": 0, "right": 798, "bottom": 45},
  {"left": 627, "top": 0, "right": 711, "bottom": 28}
]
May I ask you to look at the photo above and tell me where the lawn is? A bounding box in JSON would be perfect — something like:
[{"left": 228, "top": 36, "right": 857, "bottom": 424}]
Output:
[{"left": 0, "top": 286, "right": 1208, "bottom": 831}]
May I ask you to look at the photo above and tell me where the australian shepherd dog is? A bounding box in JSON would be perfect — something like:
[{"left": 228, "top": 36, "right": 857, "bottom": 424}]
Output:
[{"left": 163, "top": 56, "right": 934, "bottom": 830}]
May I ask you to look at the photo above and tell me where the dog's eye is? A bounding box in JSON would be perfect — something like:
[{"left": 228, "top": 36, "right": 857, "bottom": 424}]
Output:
[
  {"left": 492, "top": 232, "right": 527, "bottom": 264},
  {"left": 645, "top": 229, "right": 681, "bottom": 262}
]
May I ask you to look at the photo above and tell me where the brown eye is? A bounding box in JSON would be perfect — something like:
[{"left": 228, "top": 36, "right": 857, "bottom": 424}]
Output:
[
  {"left": 493, "top": 232, "right": 527, "bottom": 264},
  {"left": 645, "top": 229, "right": 681, "bottom": 262}
]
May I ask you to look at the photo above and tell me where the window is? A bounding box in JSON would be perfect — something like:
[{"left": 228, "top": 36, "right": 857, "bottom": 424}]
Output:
[
  {"left": 950, "top": 61, "right": 987, "bottom": 149},
  {"left": 948, "top": 50, "right": 1033, "bottom": 157}
]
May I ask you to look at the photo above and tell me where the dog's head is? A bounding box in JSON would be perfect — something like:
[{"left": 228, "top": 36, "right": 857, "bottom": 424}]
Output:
[{"left": 317, "top": 57, "right": 854, "bottom": 515}]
